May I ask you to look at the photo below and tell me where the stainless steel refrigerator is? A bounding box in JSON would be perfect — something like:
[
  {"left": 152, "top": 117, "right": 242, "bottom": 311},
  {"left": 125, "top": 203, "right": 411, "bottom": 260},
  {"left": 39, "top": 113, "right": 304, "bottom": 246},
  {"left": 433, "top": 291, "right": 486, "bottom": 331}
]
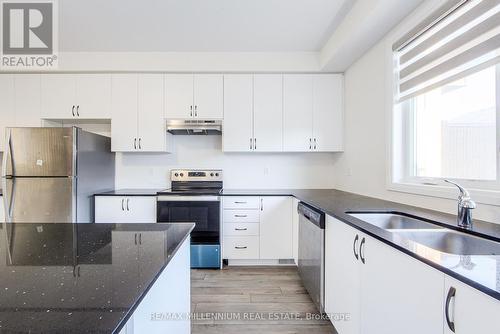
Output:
[{"left": 2, "top": 127, "right": 115, "bottom": 223}]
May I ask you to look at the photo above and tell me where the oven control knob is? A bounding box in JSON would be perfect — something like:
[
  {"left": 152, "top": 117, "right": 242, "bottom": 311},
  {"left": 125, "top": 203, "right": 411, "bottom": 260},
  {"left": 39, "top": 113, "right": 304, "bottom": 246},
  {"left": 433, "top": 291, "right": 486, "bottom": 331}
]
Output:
[
  {"left": 179, "top": 173, "right": 184, "bottom": 177},
  {"left": 210, "top": 173, "right": 214, "bottom": 177},
  {"left": 215, "top": 173, "right": 219, "bottom": 177},
  {"left": 174, "top": 173, "right": 179, "bottom": 177}
]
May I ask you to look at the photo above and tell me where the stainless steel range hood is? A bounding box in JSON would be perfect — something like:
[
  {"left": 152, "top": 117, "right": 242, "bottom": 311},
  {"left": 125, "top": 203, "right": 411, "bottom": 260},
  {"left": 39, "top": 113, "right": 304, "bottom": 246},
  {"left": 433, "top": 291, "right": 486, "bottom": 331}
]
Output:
[{"left": 166, "top": 119, "right": 222, "bottom": 135}]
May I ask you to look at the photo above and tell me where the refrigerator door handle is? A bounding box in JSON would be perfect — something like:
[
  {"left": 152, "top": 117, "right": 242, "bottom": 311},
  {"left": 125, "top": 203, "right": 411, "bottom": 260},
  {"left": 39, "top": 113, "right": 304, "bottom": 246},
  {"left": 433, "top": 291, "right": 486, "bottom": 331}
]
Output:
[
  {"left": 3, "top": 178, "right": 15, "bottom": 222},
  {"left": 2, "top": 129, "right": 14, "bottom": 177}
]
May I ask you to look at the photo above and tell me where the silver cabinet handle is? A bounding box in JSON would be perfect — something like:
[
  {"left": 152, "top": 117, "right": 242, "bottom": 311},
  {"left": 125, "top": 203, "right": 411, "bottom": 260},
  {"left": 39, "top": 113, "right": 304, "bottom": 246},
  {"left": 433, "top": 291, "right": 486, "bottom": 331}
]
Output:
[
  {"left": 309, "top": 138, "right": 312, "bottom": 149},
  {"left": 121, "top": 198, "right": 125, "bottom": 211},
  {"left": 234, "top": 201, "right": 247, "bottom": 204},
  {"left": 235, "top": 246, "right": 247, "bottom": 249},
  {"left": 72, "top": 105, "right": 75, "bottom": 117},
  {"left": 76, "top": 105, "right": 80, "bottom": 117},
  {"left": 235, "top": 228, "right": 248, "bottom": 231},
  {"left": 138, "top": 138, "right": 142, "bottom": 150},
  {"left": 250, "top": 138, "right": 253, "bottom": 150},
  {"left": 134, "top": 138, "right": 137, "bottom": 150},
  {"left": 134, "top": 233, "right": 138, "bottom": 245},
  {"left": 314, "top": 138, "right": 317, "bottom": 150},
  {"left": 194, "top": 105, "right": 198, "bottom": 117},
  {"left": 190, "top": 105, "right": 193, "bottom": 117},
  {"left": 234, "top": 215, "right": 247, "bottom": 218},
  {"left": 254, "top": 138, "right": 257, "bottom": 150},
  {"left": 260, "top": 198, "right": 263, "bottom": 211},
  {"left": 138, "top": 233, "right": 142, "bottom": 245},
  {"left": 126, "top": 198, "right": 130, "bottom": 211}
]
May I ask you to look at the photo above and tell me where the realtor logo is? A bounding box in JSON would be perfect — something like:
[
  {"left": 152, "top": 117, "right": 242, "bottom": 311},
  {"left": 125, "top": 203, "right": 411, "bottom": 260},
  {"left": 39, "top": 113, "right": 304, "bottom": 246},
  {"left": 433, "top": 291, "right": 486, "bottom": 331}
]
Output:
[{"left": 1, "top": 0, "right": 58, "bottom": 69}]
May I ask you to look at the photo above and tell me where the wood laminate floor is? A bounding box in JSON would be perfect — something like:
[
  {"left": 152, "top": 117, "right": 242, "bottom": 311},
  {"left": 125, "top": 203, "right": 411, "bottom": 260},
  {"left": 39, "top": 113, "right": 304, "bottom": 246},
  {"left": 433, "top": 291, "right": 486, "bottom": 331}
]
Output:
[{"left": 191, "top": 266, "right": 336, "bottom": 334}]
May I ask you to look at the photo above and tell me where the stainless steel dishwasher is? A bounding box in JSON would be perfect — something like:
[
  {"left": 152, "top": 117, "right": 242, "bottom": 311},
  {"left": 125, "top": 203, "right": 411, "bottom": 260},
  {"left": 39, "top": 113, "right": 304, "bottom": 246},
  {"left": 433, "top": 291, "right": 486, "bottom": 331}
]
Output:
[{"left": 297, "top": 202, "right": 325, "bottom": 313}]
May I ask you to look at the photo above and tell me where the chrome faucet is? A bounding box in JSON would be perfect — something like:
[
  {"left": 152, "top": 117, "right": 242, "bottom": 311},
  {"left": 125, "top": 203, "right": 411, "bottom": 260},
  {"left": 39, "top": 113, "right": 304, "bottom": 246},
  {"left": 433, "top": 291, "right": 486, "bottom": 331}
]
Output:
[{"left": 445, "top": 180, "right": 476, "bottom": 229}]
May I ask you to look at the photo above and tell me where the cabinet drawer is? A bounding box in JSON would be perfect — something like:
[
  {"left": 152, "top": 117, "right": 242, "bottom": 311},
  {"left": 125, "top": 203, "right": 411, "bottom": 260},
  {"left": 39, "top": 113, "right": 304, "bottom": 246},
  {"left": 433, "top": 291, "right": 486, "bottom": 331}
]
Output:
[
  {"left": 224, "top": 223, "right": 260, "bottom": 236},
  {"left": 223, "top": 196, "right": 260, "bottom": 209},
  {"left": 223, "top": 210, "right": 260, "bottom": 223},
  {"left": 223, "top": 236, "right": 259, "bottom": 259}
]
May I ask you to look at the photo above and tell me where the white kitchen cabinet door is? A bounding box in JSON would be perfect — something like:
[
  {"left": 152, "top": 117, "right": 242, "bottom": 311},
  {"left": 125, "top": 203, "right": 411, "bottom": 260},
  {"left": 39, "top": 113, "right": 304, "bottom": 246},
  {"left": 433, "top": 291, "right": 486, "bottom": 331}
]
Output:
[
  {"left": 0, "top": 75, "right": 15, "bottom": 151},
  {"left": 165, "top": 74, "right": 193, "bottom": 119},
  {"left": 223, "top": 74, "right": 254, "bottom": 152},
  {"left": 0, "top": 195, "right": 4, "bottom": 223},
  {"left": 137, "top": 74, "right": 167, "bottom": 152},
  {"left": 259, "top": 196, "right": 293, "bottom": 259},
  {"left": 95, "top": 196, "right": 156, "bottom": 223},
  {"left": 360, "top": 235, "right": 444, "bottom": 334},
  {"left": 312, "top": 74, "right": 343, "bottom": 152},
  {"left": 325, "top": 215, "right": 361, "bottom": 334},
  {"left": 95, "top": 196, "right": 129, "bottom": 223},
  {"left": 41, "top": 74, "right": 76, "bottom": 119},
  {"left": 444, "top": 276, "right": 500, "bottom": 334},
  {"left": 193, "top": 74, "right": 223, "bottom": 119},
  {"left": 283, "top": 74, "right": 313, "bottom": 152},
  {"left": 76, "top": 74, "right": 112, "bottom": 119},
  {"left": 14, "top": 75, "right": 42, "bottom": 127},
  {"left": 111, "top": 74, "right": 139, "bottom": 152},
  {"left": 253, "top": 74, "right": 283, "bottom": 152},
  {"left": 124, "top": 197, "right": 157, "bottom": 223}
]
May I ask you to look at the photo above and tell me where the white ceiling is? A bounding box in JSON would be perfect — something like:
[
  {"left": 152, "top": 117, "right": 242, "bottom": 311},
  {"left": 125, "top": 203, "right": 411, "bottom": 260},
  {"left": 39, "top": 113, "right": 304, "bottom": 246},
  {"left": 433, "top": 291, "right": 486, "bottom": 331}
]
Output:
[{"left": 59, "top": 0, "right": 355, "bottom": 52}]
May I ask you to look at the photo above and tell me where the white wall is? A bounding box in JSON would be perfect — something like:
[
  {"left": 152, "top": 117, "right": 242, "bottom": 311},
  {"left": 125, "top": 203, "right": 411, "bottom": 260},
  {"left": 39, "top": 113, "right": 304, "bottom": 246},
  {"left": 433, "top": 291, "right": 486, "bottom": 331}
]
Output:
[
  {"left": 116, "top": 136, "right": 336, "bottom": 189},
  {"left": 332, "top": 1, "right": 500, "bottom": 223}
]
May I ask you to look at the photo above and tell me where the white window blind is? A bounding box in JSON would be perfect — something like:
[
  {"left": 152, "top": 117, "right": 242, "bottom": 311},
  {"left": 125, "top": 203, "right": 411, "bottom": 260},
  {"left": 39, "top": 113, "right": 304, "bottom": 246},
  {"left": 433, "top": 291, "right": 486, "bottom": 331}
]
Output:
[{"left": 394, "top": 0, "right": 500, "bottom": 102}]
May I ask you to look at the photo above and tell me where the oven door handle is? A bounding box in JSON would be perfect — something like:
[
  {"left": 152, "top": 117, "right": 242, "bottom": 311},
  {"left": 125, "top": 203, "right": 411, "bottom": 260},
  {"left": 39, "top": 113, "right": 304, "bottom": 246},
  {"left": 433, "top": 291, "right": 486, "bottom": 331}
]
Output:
[{"left": 157, "top": 195, "right": 220, "bottom": 202}]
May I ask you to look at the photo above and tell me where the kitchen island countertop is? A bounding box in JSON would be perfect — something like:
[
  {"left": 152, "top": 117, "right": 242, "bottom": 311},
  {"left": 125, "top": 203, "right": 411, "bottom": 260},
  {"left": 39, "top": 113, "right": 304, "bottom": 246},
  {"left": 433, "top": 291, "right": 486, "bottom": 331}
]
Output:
[{"left": 0, "top": 222, "right": 194, "bottom": 333}]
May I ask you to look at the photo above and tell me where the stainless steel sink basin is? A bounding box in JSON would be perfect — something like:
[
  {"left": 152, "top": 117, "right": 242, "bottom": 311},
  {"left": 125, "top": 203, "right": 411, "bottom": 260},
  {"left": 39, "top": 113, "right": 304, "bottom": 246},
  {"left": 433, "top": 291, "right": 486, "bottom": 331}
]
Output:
[
  {"left": 348, "top": 212, "right": 443, "bottom": 230},
  {"left": 395, "top": 230, "right": 500, "bottom": 256}
]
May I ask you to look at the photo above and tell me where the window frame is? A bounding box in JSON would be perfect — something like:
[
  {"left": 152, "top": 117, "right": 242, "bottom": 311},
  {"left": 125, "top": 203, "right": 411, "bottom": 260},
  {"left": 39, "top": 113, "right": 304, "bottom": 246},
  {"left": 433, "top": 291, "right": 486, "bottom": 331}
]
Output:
[{"left": 390, "top": 62, "right": 500, "bottom": 206}]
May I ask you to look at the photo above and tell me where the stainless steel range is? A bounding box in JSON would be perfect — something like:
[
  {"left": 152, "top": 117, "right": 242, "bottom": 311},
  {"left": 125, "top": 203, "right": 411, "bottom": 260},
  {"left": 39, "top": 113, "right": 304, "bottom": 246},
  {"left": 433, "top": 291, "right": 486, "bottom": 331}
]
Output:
[{"left": 157, "top": 169, "right": 223, "bottom": 269}]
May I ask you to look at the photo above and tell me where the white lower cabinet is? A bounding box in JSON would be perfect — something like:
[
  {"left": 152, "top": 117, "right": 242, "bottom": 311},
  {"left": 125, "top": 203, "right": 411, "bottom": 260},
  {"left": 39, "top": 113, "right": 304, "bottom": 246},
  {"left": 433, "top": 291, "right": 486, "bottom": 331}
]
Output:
[
  {"left": 260, "top": 196, "right": 292, "bottom": 259},
  {"left": 223, "top": 196, "right": 293, "bottom": 261},
  {"left": 325, "top": 215, "right": 362, "bottom": 334},
  {"left": 95, "top": 196, "right": 156, "bottom": 223},
  {"left": 444, "top": 276, "right": 500, "bottom": 334},
  {"left": 359, "top": 232, "right": 444, "bottom": 334},
  {"left": 325, "top": 215, "right": 500, "bottom": 334}
]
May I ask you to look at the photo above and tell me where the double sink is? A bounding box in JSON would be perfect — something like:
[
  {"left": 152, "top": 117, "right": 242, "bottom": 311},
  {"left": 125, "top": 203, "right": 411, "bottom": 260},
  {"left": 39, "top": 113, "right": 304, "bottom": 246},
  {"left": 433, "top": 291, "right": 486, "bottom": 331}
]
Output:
[{"left": 348, "top": 212, "right": 500, "bottom": 256}]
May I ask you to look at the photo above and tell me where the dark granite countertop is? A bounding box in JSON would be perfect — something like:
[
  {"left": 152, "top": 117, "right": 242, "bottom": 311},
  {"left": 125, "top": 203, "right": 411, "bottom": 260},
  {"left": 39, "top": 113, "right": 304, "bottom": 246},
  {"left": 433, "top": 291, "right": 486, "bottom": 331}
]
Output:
[
  {"left": 0, "top": 222, "right": 194, "bottom": 334},
  {"left": 223, "top": 189, "right": 500, "bottom": 301},
  {"left": 95, "top": 189, "right": 163, "bottom": 196},
  {"left": 92, "top": 188, "right": 500, "bottom": 300}
]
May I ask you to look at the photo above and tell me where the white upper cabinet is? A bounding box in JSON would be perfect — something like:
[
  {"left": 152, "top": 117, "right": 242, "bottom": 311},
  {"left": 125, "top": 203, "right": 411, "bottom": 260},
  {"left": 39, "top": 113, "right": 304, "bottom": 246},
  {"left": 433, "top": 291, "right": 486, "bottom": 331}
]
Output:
[
  {"left": 75, "top": 74, "right": 112, "bottom": 119},
  {"left": 165, "top": 74, "right": 194, "bottom": 119},
  {"left": 313, "top": 74, "right": 343, "bottom": 151},
  {"left": 283, "top": 74, "right": 343, "bottom": 152},
  {"left": 223, "top": 74, "right": 254, "bottom": 152},
  {"left": 165, "top": 74, "right": 223, "bottom": 120},
  {"left": 0, "top": 75, "right": 15, "bottom": 151},
  {"left": 41, "top": 75, "right": 76, "bottom": 119},
  {"left": 223, "top": 74, "right": 283, "bottom": 152},
  {"left": 283, "top": 74, "right": 313, "bottom": 152},
  {"left": 0, "top": 75, "right": 41, "bottom": 151},
  {"left": 253, "top": 74, "right": 283, "bottom": 152},
  {"left": 194, "top": 74, "right": 223, "bottom": 119},
  {"left": 138, "top": 74, "right": 168, "bottom": 152},
  {"left": 111, "top": 74, "right": 170, "bottom": 152},
  {"left": 41, "top": 74, "right": 111, "bottom": 119},
  {"left": 111, "top": 74, "right": 138, "bottom": 152}
]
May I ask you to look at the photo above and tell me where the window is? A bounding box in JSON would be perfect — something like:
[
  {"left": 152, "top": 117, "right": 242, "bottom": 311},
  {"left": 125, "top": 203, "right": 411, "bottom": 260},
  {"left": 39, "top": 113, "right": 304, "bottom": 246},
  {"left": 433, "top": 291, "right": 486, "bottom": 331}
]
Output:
[{"left": 392, "top": 0, "right": 500, "bottom": 200}]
